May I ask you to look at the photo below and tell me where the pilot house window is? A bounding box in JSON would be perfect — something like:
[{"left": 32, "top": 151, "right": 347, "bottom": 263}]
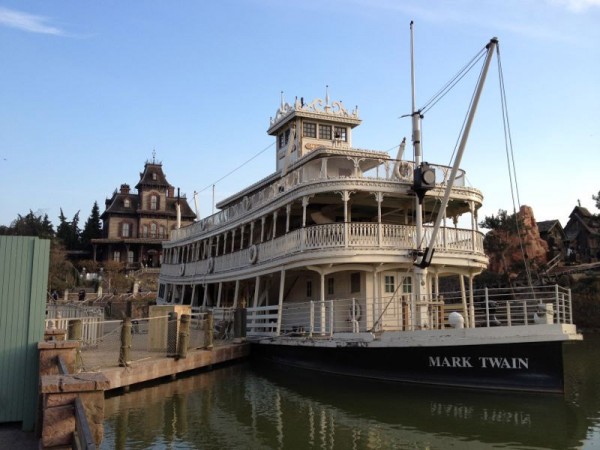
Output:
[
  {"left": 319, "top": 124, "right": 332, "bottom": 140},
  {"left": 334, "top": 126, "right": 347, "bottom": 141},
  {"left": 303, "top": 122, "right": 317, "bottom": 138}
]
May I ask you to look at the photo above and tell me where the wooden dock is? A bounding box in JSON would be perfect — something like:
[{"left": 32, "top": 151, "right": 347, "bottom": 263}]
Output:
[{"left": 96, "top": 342, "right": 250, "bottom": 391}]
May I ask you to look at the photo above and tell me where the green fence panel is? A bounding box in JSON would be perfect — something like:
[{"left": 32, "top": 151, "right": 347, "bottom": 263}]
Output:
[{"left": 0, "top": 236, "right": 50, "bottom": 430}]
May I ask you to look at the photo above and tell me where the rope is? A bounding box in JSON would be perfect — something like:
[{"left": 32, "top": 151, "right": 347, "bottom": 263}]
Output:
[
  {"left": 496, "top": 45, "right": 535, "bottom": 291},
  {"left": 196, "top": 141, "right": 275, "bottom": 194}
]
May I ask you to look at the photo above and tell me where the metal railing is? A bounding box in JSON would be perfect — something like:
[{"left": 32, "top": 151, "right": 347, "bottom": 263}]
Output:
[{"left": 246, "top": 284, "right": 573, "bottom": 337}]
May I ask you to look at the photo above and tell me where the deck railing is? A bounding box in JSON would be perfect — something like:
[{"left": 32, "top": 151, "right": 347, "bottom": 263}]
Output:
[
  {"left": 246, "top": 285, "right": 573, "bottom": 337},
  {"left": 171, "top": 157, "right": 474, "bottom": 240},
  {"left": 163, "top": 223, "right": 485, "bottom": 278}
]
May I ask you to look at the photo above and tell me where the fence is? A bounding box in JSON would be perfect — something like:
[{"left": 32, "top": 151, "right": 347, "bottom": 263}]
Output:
[{"left": 45, "top": 309, "right": 236, "bottom": 371}]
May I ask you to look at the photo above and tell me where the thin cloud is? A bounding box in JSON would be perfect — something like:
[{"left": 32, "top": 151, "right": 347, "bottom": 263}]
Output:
[
  {"left": 549, "top": 0, "right": 600, "bottom": 12},
  {"left": 0, "top": 7, "right": 64, "bottom": 35}
]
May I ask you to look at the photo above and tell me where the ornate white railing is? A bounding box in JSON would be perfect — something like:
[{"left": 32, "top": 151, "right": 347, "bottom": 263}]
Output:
[
  {"left": 170, "top": 155, "right": 473, "bottom": 241},
  {"left": 162, "top": 223, "right": 485, "bottom": 278}
]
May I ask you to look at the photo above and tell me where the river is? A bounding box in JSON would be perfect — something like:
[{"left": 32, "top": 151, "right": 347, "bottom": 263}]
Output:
[{"left": 101, "top": 334, "right": 600, "bottom": 449}]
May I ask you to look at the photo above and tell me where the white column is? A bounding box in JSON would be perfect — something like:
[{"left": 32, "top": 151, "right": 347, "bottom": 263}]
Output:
[
  {"left": 320, "top": 272, "right": 326, "bottom": 335},
  {"left": 272, "top": 210, "right": 278, "bottom": 240},
  {"left": 470, "top": 201, "right": 476, "bottom": 251},
  {"left": 253, "top": 276, "right": 261, "bottom": 308},
  {"left": 374, "top": 192, "right": 384, "bottom": 248},
  {"left": 250, "top": 221, "right": 255, "bottom": 246},
  {"left": 469, "top": 274, "right": 475, "bottom": 328},
  {"left": 341, "top": 190, "right": 351, "bottom": 248},
  {"left": 302, "top": 196, "right": 310, "bottom": 227},
  {"left": 216, "top": 282, "right": 223, "bottom": 308},
  {"left": 285, "top": 204, "right": 291, "bottom": 233},
  {"left": 260, "top": 217, "right": 266, "bottom": 243},
  {"left": 276, "top": 269, "right": 285, "bottom": 335},
  {"left": 233, "top": 280, "right": 240, "bottom": 309},
  {"left": 202, "top": 283, "right": 208, "bottom": 307}
]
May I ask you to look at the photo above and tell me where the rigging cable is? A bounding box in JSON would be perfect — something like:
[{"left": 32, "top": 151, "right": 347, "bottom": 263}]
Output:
[
  {"left": 196, "top": 142, "right": 275, "bottom": 195},
  {"left": 420, "top": 47, "right": 487, "bottom": 116},
  {"left": 496, "top": 44, "right": 535, "bottom": 290},
  {"left": 415, "top": 48, "right": 489, "bottom": 251}
]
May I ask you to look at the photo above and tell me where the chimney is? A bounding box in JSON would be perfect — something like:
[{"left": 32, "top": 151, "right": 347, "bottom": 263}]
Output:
[{"left": 120, "top": 184, "right": 130, "bottom": 194}]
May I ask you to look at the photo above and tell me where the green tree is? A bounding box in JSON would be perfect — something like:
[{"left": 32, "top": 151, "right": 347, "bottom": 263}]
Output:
[
  {"left": 3, "top": 210, "right": 55, "bottom": 238},
  {"left": 593, "top": 191, "right": 600, "bottom": 211},
  {"left": 81, "top": 201, "right": 102, "bottom": 250},
  {"left": 48, "top": 240, "right": 78, "bottom": 294},
  {"left": 56, "top": 209, "right": 81, "bottom": 250}
]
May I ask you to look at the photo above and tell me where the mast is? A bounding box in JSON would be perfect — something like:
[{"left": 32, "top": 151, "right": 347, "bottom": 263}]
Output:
[
  {"left": 410, "top": 21, "right": 428, "bottom": 329},
  {"left": 410, "top": 21, "right": 423, "bottom": 253}
]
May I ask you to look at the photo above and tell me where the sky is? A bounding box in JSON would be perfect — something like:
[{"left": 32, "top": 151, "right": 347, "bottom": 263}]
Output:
[{"left": 0, "top": 0, "right": 598, "bottom": 229}]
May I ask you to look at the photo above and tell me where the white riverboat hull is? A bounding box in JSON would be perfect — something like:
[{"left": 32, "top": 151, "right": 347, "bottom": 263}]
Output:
[{"left": 250, "top": 324, "right": 581, "bottom": 393}]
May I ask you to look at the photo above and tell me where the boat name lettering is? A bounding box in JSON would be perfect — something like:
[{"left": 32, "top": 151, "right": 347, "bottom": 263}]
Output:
[{"left": 428, "top": 356, "right": 529, "bottom": 370}]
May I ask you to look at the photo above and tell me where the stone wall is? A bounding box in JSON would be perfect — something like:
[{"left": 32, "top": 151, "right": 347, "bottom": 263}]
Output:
[{"left": 38, "top": 338, "right": 109, "bottom": 449}]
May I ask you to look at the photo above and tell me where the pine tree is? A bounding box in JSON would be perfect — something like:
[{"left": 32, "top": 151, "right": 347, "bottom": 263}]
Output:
[
  {"left": 6, "top": 210, "right": 55, "bottom": 238},
  {"left": 56, "top": 209, "right": 81, "bottom": 250},
  {"left": 81, "top": 201, "right": 103, "bottom": 250}
]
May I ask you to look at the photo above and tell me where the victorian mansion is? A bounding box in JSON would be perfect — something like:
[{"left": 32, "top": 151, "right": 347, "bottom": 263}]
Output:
[{"left": 91, "top": 160, "right": 195, "bottom": 269}]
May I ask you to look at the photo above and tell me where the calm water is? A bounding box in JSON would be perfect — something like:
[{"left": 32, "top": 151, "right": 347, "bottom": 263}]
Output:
[{"left": 101, "top": 334, "right": 600, "bottom": 449}]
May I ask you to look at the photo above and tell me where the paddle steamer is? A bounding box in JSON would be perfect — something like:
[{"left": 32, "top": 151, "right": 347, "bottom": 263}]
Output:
[{"left": 157, "top": 33, "right": 581, "bottom": 392}]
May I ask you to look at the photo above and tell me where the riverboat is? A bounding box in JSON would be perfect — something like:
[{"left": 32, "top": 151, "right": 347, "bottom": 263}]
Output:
[{"left": 157, "top": 30, "right": 581, "bottom": 393}]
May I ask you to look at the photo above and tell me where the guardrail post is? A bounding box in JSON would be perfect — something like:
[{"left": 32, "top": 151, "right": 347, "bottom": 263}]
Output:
[
  {"left": 68, "top": 319, "right": 82, "bottom": 341},
  {"left": 309, "top": 301, "right": 314, "bottom": 337},
  {"left": 329, "top": 300, "right": 334, "bottom": 336},
  {"left": 167, "top": 312, "right": 178, "bottom": 357},
  {"left": 484, "top": 287, "right": 490, "bottom": 327},
  {"left": 506, "top": 302, "right": 512, "bottom": 327},
  {"left": 68, "top": 319, "right": 83, "bottom": 372},
  {"left": 205, "top": 311, "right": 214, "bottom": 349},
  {"left": 234, "top": 308, "right": 247, "bottom": 339},
  {"left": 568, "top": 288, "right": 572, "bottom": 324},
  {"left": 177, "top": 314, "right": 190, "bottom": 359},
  {"left": 119, "top": 318, "right": 132, "bottom": 367}
]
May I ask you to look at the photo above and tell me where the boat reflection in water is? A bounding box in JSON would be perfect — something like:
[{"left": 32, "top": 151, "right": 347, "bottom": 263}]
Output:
[{"left": 102, "top": 350, "right": 592, "bottom": 450}]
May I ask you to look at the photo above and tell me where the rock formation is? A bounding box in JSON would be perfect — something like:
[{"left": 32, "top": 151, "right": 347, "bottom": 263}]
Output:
[{"left": 484, "top": 205, "right": 549, "bottom": 277}]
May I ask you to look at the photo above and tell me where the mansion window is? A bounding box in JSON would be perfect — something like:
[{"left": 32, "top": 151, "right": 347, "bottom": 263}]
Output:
[
  {"left": 128, "top": 251, "right": 134, "bottom": 264},
  {"left": 150, "top": 195, "right": 158, "bottom": 210},
  {"left": 160, "top": 225, "right": 166, "bottom": 238},
  {"left": 124, "top": 199, "right": 130, "bottom": 208},
  {"left": 334, "top": 126, "right": 347, "bottom": 141},
  {"left": 152, "top": 173, "right": 157, "bottom": 181},
  {"left": 303, "top": 122, "right": 317, "bottom": 138},
  {"left": 319, "top": 124, "right": 332, "bottom": 140},
  {"left": 113, "top": 251, "right": 120, "bottom": 262},
  {"left": 150, "top": 223, "right": 157, "bottom": 238},
  {"left": 142, "top": 225, "right": 148, "bottom": 237},
  {"left": 121, "top": 222, "right": 131, "bottom": 238}
]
